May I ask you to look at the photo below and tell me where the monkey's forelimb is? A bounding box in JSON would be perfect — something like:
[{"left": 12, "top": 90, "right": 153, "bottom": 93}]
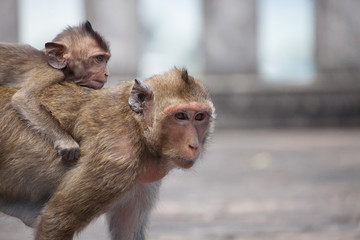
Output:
[
  {"left": 11, "top": 67, "right": 80, "bottom": 163},
  {"left": 35, "top": 154, "right": 140, "bottom": 240},
  {"left": 106, "top": 182, "right": 160, "bottom": 240}
]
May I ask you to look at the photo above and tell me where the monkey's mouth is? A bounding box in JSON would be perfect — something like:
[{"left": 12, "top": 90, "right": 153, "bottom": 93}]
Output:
[
  {"left": 173, "top": 157, "right": 195, "bottom": 169},
  {"left": 92, "top": 79, "right": 107, "bottom": 89}
]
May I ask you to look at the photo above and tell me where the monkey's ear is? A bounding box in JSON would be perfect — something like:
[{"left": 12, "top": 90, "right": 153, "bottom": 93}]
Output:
[
  {"left": 129, "top": 79, "right": 153, "bottom": 114},
  {"left": 45, "top": 42, "right": 67, "bottom": 69}
]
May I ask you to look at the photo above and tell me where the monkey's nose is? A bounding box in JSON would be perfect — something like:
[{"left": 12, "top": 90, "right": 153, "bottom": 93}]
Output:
[
  {"left": 188, "top": 144, "right": 200, "bottom": 160},
  {"left": 189, "top": 144, "right": 199, "bottom": 151}
]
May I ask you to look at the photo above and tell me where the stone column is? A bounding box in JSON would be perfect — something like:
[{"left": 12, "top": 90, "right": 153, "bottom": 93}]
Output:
[
  {"left": 85, "top": 0, "right": 141, "bottom": 76},
  {"left": 203, "top": 0, "right": 257, "bottom": 74},
  {"left": 316, "top": 0, "right": 360, "bottom": 72},
  {"left": 0, "top": 0, "right": 18, "bottom": 42}
]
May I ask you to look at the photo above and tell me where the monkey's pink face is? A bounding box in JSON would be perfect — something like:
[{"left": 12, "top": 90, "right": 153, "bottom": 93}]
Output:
[
  {"left": 161, "top": 102, "right": 213, "bottom": 169},
  {"left": 69, "top": 53, "right": 110, "bottom": 89},
  {"left": 84, "top": 68, "right": 108, "bottom": 89},
  {"left": 82, "top": 53, "right": 110, "bottom": 89}
]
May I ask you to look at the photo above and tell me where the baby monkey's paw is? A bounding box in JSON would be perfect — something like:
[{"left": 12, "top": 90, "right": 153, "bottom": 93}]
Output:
[{"left": 56, "top": 139, "right": 80, "bottom": 163}]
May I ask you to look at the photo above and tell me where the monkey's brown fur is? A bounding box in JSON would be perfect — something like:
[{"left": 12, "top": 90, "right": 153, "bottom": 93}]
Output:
[
  {"left": 0, "top": 68, "right": 215, "bottom": 240},
  {"left": 0, "top": 21, "right": 110, "bottom": 163}
]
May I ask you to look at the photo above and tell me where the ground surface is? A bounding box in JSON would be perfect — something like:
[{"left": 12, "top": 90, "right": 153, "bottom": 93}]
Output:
[{"left": 1, "top": 128, "right": 360, "bottom": 240}]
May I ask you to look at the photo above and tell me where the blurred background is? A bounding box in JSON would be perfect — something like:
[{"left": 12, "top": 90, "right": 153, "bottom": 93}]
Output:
[
  {"left": 1, "top": 0, "right": 360, "bottom": 239},
  {"left": 1, "top": 0, "right": 360, "bottom": 128}
]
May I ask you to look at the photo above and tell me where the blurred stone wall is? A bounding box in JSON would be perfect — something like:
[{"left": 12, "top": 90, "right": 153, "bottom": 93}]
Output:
[
  {"left": 316, "top": 0, "right": 360, "bottom": 73},
  {"left": 203, "top": 0, "right": 257, "bottom": 74},
  {"left": 0, "top": 0, "right": 18, "bottom": 42},
  {"left": 85, "top": 0, "right": 141, "bottom": 76},
  {"left": 203, "top": 0, "right": 360, "bottom": 128},
  {"left": 1, "top": 0, "right": 360, "bottom": 128}
]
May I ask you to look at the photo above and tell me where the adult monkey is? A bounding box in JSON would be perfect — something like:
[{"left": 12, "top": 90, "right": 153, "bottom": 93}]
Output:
[{"left": 0, "top": 68, "right": 215, "bottom": 240}]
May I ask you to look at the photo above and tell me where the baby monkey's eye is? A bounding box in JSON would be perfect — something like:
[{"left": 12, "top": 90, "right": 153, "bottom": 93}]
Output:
[
  {"left": 195, "top": 113, "right": 205, "bottom": 121},
  {"left": 95, "top": 55, "right": 105, "bottom": 63},
  {"left": 175, "top": 112, "right": 188, "bottom": 120}
]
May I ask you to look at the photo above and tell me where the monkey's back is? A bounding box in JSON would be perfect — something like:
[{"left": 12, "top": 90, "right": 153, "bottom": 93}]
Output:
[
  {"left": 0, "top": 82, "right": 134, "bottom": 203},
  {"left": 0, "top": 86, "right": 72, "bottom": 202},
  {"left": 0, "top": 43, "right": 48, "bottom": 87}
]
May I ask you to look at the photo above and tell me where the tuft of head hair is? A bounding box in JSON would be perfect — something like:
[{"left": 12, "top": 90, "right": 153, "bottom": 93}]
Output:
[
  {"left": 52, "top": 21, "right": 110, "bottom": 52},
  {"left": 81, "top": 21, "right": 110, "bottom": 52},
  {"left": 145, "top": 67, "right": 211, "bottom": 108},
  {"left": 180, "top": 68, "right": 189, "bottom": 84}
]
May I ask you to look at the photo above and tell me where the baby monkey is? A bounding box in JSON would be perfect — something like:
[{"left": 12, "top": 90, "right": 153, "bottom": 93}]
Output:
[{"left": 0, "top": 21, "right": 110, "bottom": 163}]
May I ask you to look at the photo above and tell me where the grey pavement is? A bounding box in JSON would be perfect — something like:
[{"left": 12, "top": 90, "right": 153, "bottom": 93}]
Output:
[{"left": 1, "top": 128, "right": 360, "bottom": 240}]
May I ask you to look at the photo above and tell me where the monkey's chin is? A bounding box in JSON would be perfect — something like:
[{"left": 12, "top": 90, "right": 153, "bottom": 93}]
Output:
[
  {"left": 85, "top": 79, "right": 106, "bottom": 89},
  {"left": 173, "top": 157, "right": 196, "bottom": 169},
  {"left": 80, "top": 80, "right": 105, "bottom": 89},
  {"left": 93, "top": 80, "right": 106, "bottom": 89}
]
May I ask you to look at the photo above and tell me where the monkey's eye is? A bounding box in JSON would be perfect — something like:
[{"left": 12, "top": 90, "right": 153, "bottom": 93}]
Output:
[
  {"left": 195, "top": 113, "right": 206, "bottom": 121},
  {"left": 175, "top": 112, "right": 188, "bottom": 120},
  {"left": 95, "top": 55, "right": 105, "bottom": 63}
]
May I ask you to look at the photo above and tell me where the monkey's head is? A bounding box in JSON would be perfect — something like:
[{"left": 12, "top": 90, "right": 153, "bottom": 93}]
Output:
[
  {"left": 129, "top": 68, "right": 215, "bottom": 170},
  {"left": 44, "top": 21, "right": 111, "bottom": 89}
]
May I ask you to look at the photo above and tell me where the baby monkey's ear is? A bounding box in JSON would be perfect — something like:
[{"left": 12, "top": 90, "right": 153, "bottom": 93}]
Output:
[{"left": 45, "top": 42, "right": 68, "bottom": 69}]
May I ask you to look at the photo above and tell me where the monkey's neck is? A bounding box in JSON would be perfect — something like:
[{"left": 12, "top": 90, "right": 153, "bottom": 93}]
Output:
[
  {"left": 137, "top": 148, "right": 171, "bottom": 183},
  {"left": 138, "top": 160, "right": 170, "bottom": 183}
]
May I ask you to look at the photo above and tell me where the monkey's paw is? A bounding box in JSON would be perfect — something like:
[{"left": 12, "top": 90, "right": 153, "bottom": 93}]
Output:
[
  {"left": 56, "top": 140, "right": 80, "bottom": 163},
  {"left": 59, "top": 147, "right": 80, "bottom": 163}
]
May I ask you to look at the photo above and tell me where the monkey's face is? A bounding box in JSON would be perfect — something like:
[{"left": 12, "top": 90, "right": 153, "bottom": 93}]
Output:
[
  {"left": 45, "top": 36, "right": 110, "bottom": 90},
  {"left": 160, "top": 102, "right": 213, "bottom": 169},
  {"left": 66, "top": 53, "right": 110, "bottom": 89},
  {"left": 128, "top": 68, "right": 215, "bottom": 171}
]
